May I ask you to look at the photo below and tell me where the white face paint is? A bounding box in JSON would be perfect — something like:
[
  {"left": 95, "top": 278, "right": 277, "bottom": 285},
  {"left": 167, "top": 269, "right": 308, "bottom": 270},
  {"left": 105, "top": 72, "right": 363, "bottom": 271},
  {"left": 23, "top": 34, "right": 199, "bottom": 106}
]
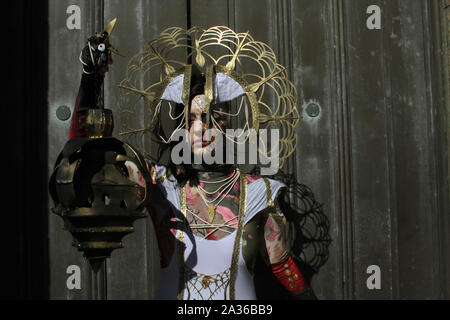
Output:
[{"left": 189, "top": 95, "right": 219, "bottom": 159}]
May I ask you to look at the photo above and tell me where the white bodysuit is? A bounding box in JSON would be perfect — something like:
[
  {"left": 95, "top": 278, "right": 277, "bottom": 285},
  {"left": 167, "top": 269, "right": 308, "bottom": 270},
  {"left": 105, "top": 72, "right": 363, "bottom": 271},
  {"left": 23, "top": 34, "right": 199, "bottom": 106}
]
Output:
[{"left": 152, "top": 166, "right": 285, "bottom": 300}]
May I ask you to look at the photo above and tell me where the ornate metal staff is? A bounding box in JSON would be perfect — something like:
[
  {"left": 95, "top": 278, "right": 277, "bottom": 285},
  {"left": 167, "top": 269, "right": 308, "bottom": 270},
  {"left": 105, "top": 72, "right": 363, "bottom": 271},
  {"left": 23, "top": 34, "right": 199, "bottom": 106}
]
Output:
[{"left": 49, "top": 19, "right": 149, "bottom": 300}]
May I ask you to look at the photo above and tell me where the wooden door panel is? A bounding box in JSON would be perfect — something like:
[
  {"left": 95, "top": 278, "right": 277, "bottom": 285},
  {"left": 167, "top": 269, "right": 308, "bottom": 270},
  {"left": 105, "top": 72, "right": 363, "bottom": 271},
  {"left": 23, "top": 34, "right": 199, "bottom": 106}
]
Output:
[
  {"left": 103, "top": 0, "right": 187, "bottom": 300},
  {"left": 47, "top": 0, "right": 449, "bottom": 300},
  {"left": 48, "top": 0, "right": 104, "bottom": 300}
]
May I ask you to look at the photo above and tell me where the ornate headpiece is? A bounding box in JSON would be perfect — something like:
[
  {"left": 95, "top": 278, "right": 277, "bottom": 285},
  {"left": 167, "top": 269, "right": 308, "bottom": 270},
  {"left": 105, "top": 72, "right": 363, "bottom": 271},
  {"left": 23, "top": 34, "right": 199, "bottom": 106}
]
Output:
[{"left": 118, "top": 26, "right": 300, "bottom": 170}]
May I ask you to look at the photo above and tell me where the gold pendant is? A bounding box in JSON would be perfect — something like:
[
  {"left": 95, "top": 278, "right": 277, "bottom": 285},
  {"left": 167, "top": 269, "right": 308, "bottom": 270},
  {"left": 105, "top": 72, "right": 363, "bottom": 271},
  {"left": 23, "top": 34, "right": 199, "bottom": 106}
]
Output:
[{"left": 208, "top": 205, "right": 217, "bottom": 222}]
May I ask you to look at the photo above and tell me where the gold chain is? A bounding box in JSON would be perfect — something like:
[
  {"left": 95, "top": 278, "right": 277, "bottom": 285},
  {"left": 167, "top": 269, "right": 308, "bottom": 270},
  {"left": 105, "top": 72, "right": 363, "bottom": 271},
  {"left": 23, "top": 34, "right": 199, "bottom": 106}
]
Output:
[{"left": 177, "top": 175, "right": 247, "bottom": 300}]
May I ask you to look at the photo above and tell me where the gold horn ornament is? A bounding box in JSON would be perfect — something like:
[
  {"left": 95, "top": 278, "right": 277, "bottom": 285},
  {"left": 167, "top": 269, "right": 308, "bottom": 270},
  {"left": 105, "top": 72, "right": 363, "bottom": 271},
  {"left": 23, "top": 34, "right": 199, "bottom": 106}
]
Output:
[
  {"left": 103, "top": 17, "right": 117, "bottom": 37},
  {"left": 101, "top": 17, "right": 125, "bottom": 57}
]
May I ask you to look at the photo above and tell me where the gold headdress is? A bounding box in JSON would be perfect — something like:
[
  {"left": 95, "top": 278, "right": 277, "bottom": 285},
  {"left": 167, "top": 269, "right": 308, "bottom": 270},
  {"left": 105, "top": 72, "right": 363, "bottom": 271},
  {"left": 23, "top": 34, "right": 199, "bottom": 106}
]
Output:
[{"left": 118, "top": 26, "right": 300, "bottom": 169}]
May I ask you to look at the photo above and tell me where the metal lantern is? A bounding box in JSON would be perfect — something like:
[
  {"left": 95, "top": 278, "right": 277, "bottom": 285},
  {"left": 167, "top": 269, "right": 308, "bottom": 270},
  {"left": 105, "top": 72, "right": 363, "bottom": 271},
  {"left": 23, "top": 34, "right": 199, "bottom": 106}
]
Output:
[{"left": 49, "top": 108, "right": 150, "bottom": 298}]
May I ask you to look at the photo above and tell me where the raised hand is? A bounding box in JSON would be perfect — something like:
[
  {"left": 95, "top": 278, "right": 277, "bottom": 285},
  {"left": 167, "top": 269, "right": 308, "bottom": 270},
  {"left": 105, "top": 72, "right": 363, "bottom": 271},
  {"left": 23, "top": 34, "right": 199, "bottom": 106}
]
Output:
[
  {"left": 79, "top": 34, "right": 113, "bottom": 77},
  {"left": 78, "top": 18, "right": 122, "bottom": 77}
]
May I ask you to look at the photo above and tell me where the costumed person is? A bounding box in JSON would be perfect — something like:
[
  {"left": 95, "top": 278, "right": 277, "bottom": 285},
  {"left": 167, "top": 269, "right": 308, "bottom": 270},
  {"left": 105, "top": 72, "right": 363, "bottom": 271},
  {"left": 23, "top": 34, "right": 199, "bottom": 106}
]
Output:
[{"left": 70, "top": 24, "right": 320, "bottom": 300}]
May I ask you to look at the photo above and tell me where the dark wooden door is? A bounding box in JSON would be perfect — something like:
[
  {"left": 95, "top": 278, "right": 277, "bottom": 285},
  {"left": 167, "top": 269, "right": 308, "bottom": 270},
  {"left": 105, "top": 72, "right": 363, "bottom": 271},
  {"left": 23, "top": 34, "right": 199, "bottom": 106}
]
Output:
[{"left": 48, "top": 0, "right": 449, "bottom": 299}]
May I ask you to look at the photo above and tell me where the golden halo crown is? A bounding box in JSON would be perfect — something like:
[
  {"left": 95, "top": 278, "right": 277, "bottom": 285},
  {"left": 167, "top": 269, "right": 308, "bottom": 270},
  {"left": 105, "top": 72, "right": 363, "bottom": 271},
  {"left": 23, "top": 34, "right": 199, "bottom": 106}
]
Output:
[{"left": 118, "top": 26, "right": 300, "bottom": 169}]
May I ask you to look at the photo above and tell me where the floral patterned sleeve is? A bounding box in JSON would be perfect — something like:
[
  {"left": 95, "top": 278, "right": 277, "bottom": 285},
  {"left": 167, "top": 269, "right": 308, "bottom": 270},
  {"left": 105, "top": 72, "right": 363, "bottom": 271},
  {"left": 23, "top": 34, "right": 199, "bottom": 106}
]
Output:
[{"left": 263, "top": 200, "right": 308, "bottom": 296}]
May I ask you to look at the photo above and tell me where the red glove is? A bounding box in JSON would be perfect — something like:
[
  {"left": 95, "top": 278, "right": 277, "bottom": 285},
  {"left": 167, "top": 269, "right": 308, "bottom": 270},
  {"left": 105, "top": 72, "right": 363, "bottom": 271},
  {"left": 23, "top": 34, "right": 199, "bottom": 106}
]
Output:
[{"left": 271, "top": 255, "right": 307, "bottom": 295}]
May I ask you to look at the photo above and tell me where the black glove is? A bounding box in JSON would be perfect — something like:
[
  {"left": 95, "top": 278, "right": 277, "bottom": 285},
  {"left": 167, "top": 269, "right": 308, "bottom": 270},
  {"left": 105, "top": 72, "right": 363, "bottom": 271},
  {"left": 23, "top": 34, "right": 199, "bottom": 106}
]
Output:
[{"left": 79, "top": 34, "right": 112, "bottom": 76}]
